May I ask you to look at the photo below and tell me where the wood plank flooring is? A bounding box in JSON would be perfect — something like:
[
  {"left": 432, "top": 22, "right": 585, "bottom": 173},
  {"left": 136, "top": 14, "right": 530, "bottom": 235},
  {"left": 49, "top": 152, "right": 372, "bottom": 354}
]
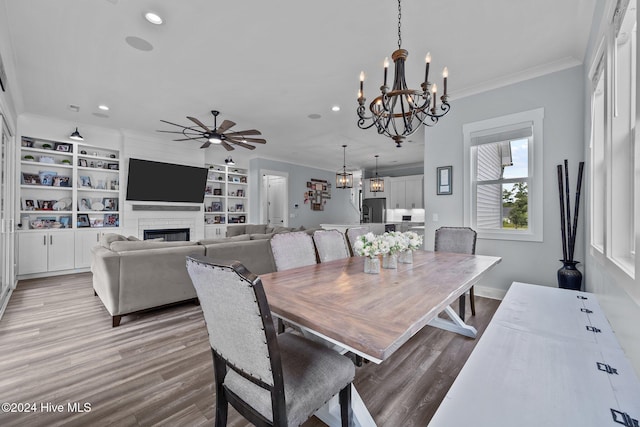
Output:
[{"left": 0, "top": 273, "right": 499, "bottom": 427}]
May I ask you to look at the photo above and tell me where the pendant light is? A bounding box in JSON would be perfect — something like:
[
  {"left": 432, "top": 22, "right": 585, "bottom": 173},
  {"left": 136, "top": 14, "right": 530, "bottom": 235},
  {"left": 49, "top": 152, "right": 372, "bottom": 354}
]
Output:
[
  {"left": 336, "top": 145, "right": 353, "bottom": 189},
  {"left": 69, "top": 127, "right": 84, "bottom": 141},
  {"left": 370, "top": 155, "right": 384, "bottom": 193}
]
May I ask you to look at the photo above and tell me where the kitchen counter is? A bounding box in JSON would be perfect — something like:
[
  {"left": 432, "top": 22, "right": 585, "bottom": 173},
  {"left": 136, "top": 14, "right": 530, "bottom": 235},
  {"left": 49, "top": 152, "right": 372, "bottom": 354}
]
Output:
[{"left": 320, "top": 222, "right": 424, "bottom": 234}]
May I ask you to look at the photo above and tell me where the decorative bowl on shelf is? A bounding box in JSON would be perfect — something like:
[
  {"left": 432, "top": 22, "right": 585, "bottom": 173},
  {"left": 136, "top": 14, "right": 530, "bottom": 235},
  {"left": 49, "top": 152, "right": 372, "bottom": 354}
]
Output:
[
  {"left": 91, "top": 202, "right": 104, "bottom": 211},
  {"left": 42, "top": 144, "right": 52, "bottom": 150},
  {"left": 23, "top": 155, "right": 35, "bottom": 161},
  {"left": 61, "top": 159, "right": 71, "bottom": 165}
]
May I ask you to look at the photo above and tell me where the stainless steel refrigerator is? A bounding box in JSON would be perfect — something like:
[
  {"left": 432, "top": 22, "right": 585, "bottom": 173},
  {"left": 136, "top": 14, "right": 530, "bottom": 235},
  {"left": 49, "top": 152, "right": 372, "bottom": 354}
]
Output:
[{"left": 362, "top": 198, "right": 386, "bottom": 223}]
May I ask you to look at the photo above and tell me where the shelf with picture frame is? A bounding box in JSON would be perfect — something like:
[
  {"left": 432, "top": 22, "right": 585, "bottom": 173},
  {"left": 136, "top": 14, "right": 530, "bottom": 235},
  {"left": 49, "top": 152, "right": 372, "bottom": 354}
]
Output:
[
  {"left": 203, "top": 163, "right": 249, "bottom": 238},
  {"left": 18, "top": 136, "right": 122, "bottom": 232}
]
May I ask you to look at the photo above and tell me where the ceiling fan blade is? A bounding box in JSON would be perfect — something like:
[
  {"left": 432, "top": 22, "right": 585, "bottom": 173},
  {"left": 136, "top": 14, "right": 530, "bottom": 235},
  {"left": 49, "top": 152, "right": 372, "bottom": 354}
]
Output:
[
  {"left": 238, "top": 137, "right": 267, "bottom": 144},
  {"left": 174, "top": 137, "right": 202, "bottom": 141},
  {"left": 187, "top": 116, "right": 212, "bottom": 132},
  {"left": 156, "top": 130, "right": 188, "bottom": 134},
  {"left": 221, "top": 141, "right": 235, "bottom": 151},
  {"left": 216, "top": 120, "right": 236, "bottom": 134},
  {"left": 160, "top": 119, "right": 191, "bottom": 129},
  {"left": 225, "top": 129, "right": 262, "bottom": 136},
  {"left": 226, "top": 138, "right": 256, "bottom": 150},
  {"left": 200, "top": 142, "right": 211, "bottom": 148}
]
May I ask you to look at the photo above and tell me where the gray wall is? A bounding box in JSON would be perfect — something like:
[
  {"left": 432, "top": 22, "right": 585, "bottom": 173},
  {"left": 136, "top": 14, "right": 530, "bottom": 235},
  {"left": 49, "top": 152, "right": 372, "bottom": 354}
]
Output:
[
  {"left": 424, "top": 65, "right": 585, "bottom": 298},
  {"left": 249, "top": 157, "right": 360, "bottom": 228}
]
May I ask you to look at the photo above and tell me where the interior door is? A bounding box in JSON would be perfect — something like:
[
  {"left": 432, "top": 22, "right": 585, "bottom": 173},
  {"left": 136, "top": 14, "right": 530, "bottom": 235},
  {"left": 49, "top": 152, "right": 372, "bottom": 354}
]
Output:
[
  {"left": 0, "top": 115, "right": 14, "bottom": 309},
  {"left": 266, "top": 175, "right": 286, "bottom": 226}
]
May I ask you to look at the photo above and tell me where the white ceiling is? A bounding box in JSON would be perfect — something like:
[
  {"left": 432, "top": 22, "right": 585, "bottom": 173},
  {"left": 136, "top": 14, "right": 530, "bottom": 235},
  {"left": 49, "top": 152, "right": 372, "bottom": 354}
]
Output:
[{"left": 2, "top": 0, "right": 596, "bottom": 171}]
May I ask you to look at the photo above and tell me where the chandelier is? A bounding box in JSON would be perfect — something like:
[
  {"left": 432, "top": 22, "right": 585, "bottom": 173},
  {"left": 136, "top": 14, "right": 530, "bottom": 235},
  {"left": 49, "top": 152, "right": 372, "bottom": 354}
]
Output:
[
  {"left": 357, "top": 0, "right": 451, "bottom": 147},
  {"left": 370, "top": 155, "right": 384, "bottom": 193},
  {"left": 336, "top": 145, "right": 353, "bottom": 189}
]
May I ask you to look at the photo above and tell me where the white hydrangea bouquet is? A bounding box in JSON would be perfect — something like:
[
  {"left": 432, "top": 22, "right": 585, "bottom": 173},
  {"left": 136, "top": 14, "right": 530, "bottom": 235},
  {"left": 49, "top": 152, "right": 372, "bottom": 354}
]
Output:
[
  {"left": 381, "top": 231, "right": 408, "bottom": 255},
  {"left": 353, "top": 232, "right": 387, "bottom": 258},
  {"left": 403, "top": 231, "right": 423, "bottom": 250}
]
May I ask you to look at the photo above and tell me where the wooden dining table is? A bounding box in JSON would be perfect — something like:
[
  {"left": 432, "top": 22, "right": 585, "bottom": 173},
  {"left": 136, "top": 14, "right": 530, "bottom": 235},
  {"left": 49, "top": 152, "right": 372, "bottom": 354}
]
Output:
[{"left": 259, "top": 250, "right": 502, "bottom": 427}]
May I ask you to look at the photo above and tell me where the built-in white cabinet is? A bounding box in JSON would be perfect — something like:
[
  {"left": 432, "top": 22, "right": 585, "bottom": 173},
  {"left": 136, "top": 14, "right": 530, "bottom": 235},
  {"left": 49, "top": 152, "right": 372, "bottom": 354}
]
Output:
[
  {"left": 203, "top": 163, "right": 248, "bottom": 236},
  {"left": 388, "top": 175, "right": 424, "bottom": 209},
  {"left": 74, "top": 229, "right": 104, "bottom": 268},
  {"left": 363, "top": 178, "right": 389, "bottom": 199},
  {"left": 18, "top": 230, "right": 75, "bottom": 275}
]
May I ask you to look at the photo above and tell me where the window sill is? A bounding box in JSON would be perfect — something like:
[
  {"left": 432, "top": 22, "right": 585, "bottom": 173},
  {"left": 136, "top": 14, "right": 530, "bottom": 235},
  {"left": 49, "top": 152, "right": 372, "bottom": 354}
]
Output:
[
  {"left": 477, "top": 229, "right": 542, "bottom": 242},
  {"left": 608, "top": 254, "right": 636, "bottom": 280}
]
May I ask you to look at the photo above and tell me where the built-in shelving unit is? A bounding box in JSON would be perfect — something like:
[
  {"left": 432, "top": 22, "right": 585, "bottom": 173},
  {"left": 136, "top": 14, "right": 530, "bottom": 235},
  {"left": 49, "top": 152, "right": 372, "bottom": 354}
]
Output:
[
  {"left": 18, "top": 136, "right": 122, "bottom": 230},
  {"left": 203, "top": 163, "right": 248, "bottom": 238}
]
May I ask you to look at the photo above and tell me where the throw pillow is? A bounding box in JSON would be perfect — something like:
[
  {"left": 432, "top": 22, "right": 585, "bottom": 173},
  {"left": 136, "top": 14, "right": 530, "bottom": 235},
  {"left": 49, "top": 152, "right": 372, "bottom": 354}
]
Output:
[
  {"left": 100, "top": 233, "right": 126, "bottom": 249},
  {"left": 127, "top": 235, "right": 140, "bottom": 241},
  {"left": 245, "top": 224, "right": 267, "bottom": 234}
]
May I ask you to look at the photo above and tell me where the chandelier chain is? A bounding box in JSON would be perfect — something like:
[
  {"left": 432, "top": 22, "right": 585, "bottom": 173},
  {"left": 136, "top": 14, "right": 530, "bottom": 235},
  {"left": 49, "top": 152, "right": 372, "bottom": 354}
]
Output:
[{"left": 397, "top": 0, "right": 402, "bottom": 49}]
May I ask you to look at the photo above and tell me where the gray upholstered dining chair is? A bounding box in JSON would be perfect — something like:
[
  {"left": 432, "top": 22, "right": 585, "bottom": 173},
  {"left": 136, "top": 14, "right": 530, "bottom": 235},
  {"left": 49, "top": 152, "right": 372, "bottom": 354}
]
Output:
[
  {"left": 313, "top": 229, "right": 350, "bottom": 262},
  {"left": 434, "top": 226, "right": 477, "bottom": 320},
  {"left": 186, "top": 255, "right": 355, "bottom": 427},
  {"left": 270, "top": 231, "right": 318, "bottom": 271},
  {"left": 345, "top": 227, "right": 368, "bottom": 257}
]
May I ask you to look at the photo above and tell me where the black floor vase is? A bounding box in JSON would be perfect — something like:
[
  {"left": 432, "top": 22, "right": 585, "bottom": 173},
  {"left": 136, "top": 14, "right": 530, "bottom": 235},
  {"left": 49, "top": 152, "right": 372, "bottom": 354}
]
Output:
[{"left": 557, "top": 260, "right": 582, "bottom": 291}]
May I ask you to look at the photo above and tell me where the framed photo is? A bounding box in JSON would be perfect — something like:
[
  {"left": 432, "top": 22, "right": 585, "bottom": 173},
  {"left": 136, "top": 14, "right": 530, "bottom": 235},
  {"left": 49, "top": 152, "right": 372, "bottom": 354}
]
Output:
[
  {"left": 78, "top": 159, "right": 88, "bottom": 167},
  {"left": 211, "top": 201, "right": 222, "bottom": 212},
  {"left": 232, "top": 177, "right": 241, "bottom": 183},
  {"left": 38, "top": 171, "right": 57, "bottom": 186},
  {"left": 77, "top": 213, "right": 91, "bottom": 228},
  {"left": 214, "top": 215, "right": 222, "bottom": 224},
  {"left": 59, "top": 216, "right": 71, "bottom": 228},
  {"left": 107, "top": 163, "right": 119, "bottom": 170},
  {"left": 213, "top": 188, "right": 222, "bottom": 196},
  {"left": 21, "top": 138, "right": 34, "bottom": 148},
  {"left": 102, "top": 197, "right": 118, "bottom": 211},
  {"left": 91, "top": 218, "right": 104, "bottom": 228},
  {"left": 239, "top": 215, "right": 246, "bottom": 223},
  {"left": 37, "top": 200, "right": 56, "bottom": 210},
  {"left": 79, "top": 175, "right": 92, "bottom": 188},
  {"left": 103, "top": 214, "right": 119, "bottom": 227},
  {"left": 437, "top": 166, "right": 453, "bottom": 195},
  {"left": 79, "top": 198, "right": 91, "bottom": 211},
  {"left": 240, "top": 176, "right": 247, "bottom": 183},
  {"left": 236, "top": 189, "right": 244, "bottom": 197},
  {"left": 54, "top": 142, "right": 72, "bottom": 152},
  {"left": 22, "top": 172, "right": 40, "bottom": 185},
  {"left": 22, "top": 199, "right": 36, "bottom": 210},
  {"left": 235, "top": 204, "right": 244, "bottom": 212},
  {"left": 52, "top": 175, "right": 70, "bottom": 187}
]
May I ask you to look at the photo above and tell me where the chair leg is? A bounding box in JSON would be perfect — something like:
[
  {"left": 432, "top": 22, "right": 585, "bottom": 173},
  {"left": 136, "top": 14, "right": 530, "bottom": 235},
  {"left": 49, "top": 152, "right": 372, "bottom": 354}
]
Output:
[
  {"left": 470, "top": 286, "right": 476, "bottom": 316},
  {"left": 339, "top": 384, "right": 354, "bottom": 427},
  {"left": 458, "top": 294, "right": 466, "bottom": 322},
  {"left": 212, "top": 352, "right": 229, "bottom": 427}
]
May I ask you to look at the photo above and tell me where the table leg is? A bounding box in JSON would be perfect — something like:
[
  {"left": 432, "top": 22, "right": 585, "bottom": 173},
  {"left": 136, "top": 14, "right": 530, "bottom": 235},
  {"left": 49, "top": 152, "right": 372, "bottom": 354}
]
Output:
[
  {"left": 428, "top": 305, "right": 477, "bottom": 338},
  {"left": 315, "top": 384, "right": 377, "bottom": 427}
]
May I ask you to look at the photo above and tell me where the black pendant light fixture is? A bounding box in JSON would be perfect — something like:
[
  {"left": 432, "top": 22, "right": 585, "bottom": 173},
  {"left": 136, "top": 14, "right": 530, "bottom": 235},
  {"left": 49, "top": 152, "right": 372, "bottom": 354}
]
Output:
[
  {"left": 224, "top": 156, "right": 235, "bottom": 166},
  {"left": 357, "top": 0, "right": 451, "bottom": 147},
  {"left": 370, "top": 155, "right": 384, "bottom": 193},
  {"left": 69, "top": 127, "right": 84, "bottom": 141},
  {"left": 336, "top": 144, "right": 353, "bottom": 189}
]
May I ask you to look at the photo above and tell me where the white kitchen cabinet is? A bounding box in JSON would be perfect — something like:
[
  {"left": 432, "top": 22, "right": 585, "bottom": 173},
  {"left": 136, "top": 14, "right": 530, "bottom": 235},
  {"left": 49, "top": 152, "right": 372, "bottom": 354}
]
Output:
[
  {"left": 74, "top": 230, "right": 104, "bottom": 268},
  {"left": 18, "top": 230, "right": 75, "bottom": 275},
  {"left": 204, "top": 225, "right": 227, "bottom": 240},
  {"left": 388, "top": 175, "right": 424, "bottom": 209}
]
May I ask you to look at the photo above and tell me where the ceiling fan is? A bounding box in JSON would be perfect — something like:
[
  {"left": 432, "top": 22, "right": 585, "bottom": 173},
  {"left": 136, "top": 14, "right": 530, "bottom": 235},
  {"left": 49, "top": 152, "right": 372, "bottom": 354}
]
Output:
[{"left": 158, "top": 110, "right": 267, "bottom": 151}]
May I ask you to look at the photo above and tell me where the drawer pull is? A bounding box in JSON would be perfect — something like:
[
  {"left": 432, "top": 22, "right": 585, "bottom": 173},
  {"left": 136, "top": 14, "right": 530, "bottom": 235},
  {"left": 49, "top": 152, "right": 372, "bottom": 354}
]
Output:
[
  {"left": 610, "top": 409, "right": 639, "bottom": 426},
  {"left": 586, "top": 325, "right": 601, "bottom": 333},
  {"left": 596, "top": 362, "right": 618, "bottom": 375},
  {"left": 580, "top": 308, "right": 593, "bottom": 314},
  {"left": 577, "top": 295, "right": 588, "bottom": 300}
]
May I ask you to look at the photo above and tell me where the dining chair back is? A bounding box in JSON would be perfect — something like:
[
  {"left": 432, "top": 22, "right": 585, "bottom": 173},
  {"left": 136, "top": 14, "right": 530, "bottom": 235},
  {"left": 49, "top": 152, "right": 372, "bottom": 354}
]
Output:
[
  {"left": 270, "top": 231, "right": 318, "bottom": 271},
  {"left": 313, "top": 229, "right": 350, "bottom": 262},
  {"left": 186, "top": 255, "right": 354, "bottom": 427},
  {"left": 434, "top": 226, "right": 478, "bottom": 319},
  {"left": 345, "top": 227, "right": 368, "bottom": 256}
]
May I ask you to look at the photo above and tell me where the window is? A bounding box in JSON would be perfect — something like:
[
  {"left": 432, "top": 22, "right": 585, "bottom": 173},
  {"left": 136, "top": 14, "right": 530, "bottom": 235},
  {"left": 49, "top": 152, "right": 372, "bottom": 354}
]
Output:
[
  {"left": 591, "top": 55, "right": 606, "bottom": 252},
  {"left": 463, "top": 108, "right": 544, "bottom": 242}
]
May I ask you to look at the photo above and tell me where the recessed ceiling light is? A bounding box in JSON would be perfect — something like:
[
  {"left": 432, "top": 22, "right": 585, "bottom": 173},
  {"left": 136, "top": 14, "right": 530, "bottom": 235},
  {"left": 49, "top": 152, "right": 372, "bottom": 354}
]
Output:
[
  {"left": 144, "top": 12, "right": 163, "bottom": 25},
  {"left": 308, "top": 114, "right": 322, "bottom": 119},
  {"left": 125, "top": 36, "right": 153, "bottom": 51},
  {"left": 98, "top": 105, "right": 109, "bottom": 111},
  {"left": 331, "top": 105, "right": 341, "bottom": 112}
]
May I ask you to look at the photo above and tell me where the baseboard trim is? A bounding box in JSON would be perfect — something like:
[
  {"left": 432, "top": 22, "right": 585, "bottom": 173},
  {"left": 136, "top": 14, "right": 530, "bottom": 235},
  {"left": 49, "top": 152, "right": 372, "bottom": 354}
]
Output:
[{"left": 474, "top": 285, "right": 507, "bottom": 301}]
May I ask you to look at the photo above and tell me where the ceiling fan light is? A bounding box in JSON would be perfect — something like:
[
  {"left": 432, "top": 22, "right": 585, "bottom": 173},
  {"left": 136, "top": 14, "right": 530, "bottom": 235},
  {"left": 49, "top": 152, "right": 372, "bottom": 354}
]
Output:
[
  {"left": 69, "top": 127, "right": 84, "bottom": 141},
  {"left": 208, "top": 135, "right": 222, "bottom": 144}
]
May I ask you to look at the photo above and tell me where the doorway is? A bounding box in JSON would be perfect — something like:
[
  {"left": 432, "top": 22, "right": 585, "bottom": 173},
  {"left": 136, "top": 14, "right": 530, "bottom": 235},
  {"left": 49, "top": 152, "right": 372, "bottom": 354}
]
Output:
[{"left": 260, "top": 170, "right": 289, "bottom": 227}]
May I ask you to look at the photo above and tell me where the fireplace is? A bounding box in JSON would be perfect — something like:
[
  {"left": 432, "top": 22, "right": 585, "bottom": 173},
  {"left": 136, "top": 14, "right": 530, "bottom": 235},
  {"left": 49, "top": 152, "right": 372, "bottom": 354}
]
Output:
[{"left": 143, "top": 228, "right": 190, "bottom": 241}]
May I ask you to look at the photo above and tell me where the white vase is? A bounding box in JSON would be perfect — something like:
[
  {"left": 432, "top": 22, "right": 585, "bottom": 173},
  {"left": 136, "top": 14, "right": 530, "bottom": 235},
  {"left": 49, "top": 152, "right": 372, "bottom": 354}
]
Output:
[
  {"left": 398, "top": 250, "right": 413, "bottom": 264},
  {"left": 364, "top": 257, "right": 381, "bottom": 274},
  {"left": 382, "top": 253, "right": 398, "bottom": 269}
]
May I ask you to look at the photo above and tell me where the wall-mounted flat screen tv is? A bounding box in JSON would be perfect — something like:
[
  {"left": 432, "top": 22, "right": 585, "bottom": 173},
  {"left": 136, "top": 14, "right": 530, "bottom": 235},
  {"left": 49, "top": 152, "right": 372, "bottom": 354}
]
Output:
[{"left": 126, "top": 158, "right": 208, "bottom": 203}]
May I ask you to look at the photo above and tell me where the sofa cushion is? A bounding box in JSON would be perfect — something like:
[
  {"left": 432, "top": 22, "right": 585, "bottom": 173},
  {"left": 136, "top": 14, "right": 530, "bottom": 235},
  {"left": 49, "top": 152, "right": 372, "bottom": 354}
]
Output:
[
  {"left": 271, "top": 226, "right": 292, "bottom": 234},
  {"left": 245, "top": 224, "right": 267, "bottom": 235},
  {"left": 100, "top": 233, "right": 127, "bottom": 249},
  {"left": 250, "top": 233, "right": 274, "bottom": 240},
  {"left": 109, "top": 240, "right": 197, "bottom": 252},
  {"left": 127, "top": 235, "right": 140, "bottom": 241},
  {"left": 199, "top": 234, "right": 251, "bottom": 245},
  {"left": 226, "top": 224, "right": 247, "bottom": 237},
  {"left": 203, "top": 239, "right": 276, "bottom": 275}
]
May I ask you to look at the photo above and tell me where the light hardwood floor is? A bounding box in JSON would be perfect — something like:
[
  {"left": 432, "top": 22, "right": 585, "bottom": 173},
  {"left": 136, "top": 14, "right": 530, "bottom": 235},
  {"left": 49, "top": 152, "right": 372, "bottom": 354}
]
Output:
[{"left": 0, "top": 273, "right": 499, "bottom": 427}]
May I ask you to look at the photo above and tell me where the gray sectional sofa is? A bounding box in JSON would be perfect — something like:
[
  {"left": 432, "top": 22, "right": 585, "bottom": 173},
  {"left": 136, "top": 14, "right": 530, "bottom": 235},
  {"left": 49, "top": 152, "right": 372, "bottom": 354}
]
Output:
[{"left": 91, "top": 226, "right": 316, "bottom": 327}]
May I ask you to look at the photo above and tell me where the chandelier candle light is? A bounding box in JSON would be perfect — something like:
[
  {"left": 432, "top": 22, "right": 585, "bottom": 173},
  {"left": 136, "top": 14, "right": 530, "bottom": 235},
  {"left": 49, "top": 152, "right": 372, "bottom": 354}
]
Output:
[{"left": 357, "top": 0, "right": 451, "bottom": 147}]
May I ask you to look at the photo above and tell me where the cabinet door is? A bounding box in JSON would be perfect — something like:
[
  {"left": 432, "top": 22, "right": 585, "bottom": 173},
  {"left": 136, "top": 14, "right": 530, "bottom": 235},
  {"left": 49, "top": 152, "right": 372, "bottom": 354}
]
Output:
[
  {"left": 389, "top": 179, "right": 405, "bottom": 209},
  {"left": 204, "top": 225, "right": 227, "bottom": 240},
  {"left": 404, "top": 177, "right": 424, "bottom": 209},
  {"left": 17, "top": 232, "right": 49, "bottom": 275},
  {"left": 75, "top": 230, "right": 101, "bottom": 268},
  {"left": 47, "top": 232, "right": 75, "bottom": 271}
]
